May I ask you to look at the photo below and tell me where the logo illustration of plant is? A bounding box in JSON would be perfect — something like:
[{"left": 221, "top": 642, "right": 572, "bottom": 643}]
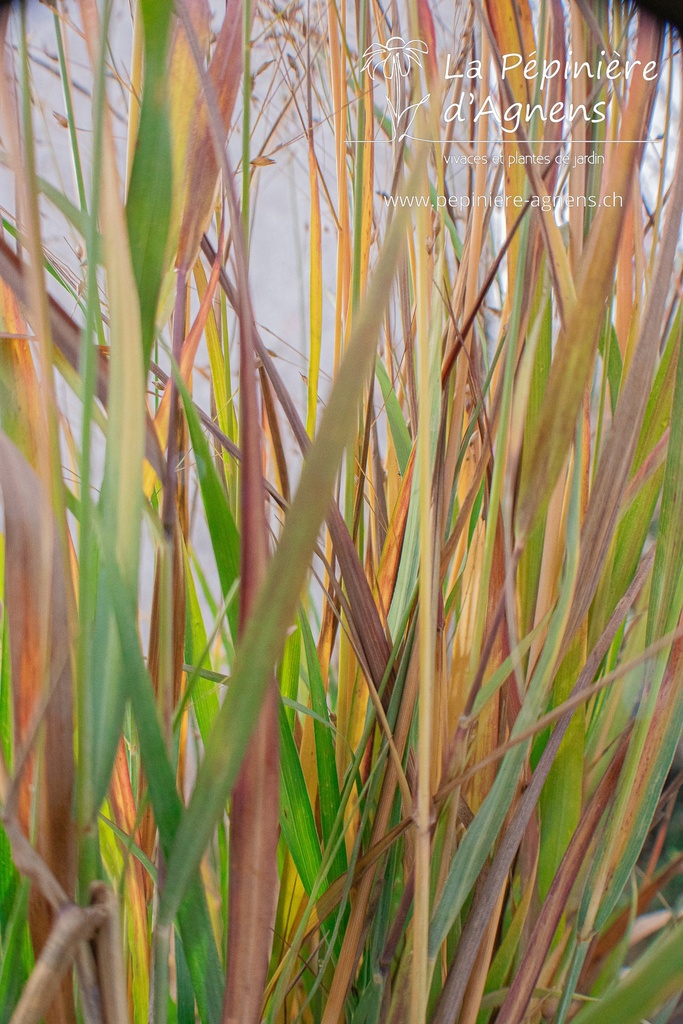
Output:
[{"left": 361, "top": 36, "right": 430, "bottom": 141}]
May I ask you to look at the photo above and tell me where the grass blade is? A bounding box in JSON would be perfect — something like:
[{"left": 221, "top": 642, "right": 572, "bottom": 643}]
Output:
[{"left": 159, "top": 180, "right": 416, "bottom": 929}]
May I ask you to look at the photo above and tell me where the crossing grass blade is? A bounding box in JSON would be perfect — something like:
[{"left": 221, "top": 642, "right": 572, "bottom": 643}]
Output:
[{"left": 158, "top": 189, "right": 415, "bottom": 927}]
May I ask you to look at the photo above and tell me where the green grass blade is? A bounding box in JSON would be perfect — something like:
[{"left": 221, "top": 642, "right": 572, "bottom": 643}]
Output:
[
  {"left": 300, "top": 614, "right": 347, "bottom": 881},
  {"left": 183, "top": 547, "right": 220, "bottom": 745},
  {"left": 178, "top": 374, "right": 240, "bottom": 640},
  {"left": 105, "top": 544, "right": 223, "bottom": 1023},
  {"left": 571, "top": 919, "right": 683, "bottom": 1024},
  {"left": 125, "top": 0, "right": 173, "bottom": 365},
  {"left": 279, "top": 701, "right": 323, "bottom": 895},
  {"left": 279, "top": 625, "right": 301, "bottom": 731},
  {"left": 376, "top": 359, "right": 412, "bottom": 475}
]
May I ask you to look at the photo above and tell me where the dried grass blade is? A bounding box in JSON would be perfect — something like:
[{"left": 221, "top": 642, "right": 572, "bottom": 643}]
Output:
[
  {"left": 9, "top": 903, "right": 107, "bottom": 1024},
  {"left": 176, "top": 0, "right": 244, "bottom": 273},
  {"left": 90, "top": 882, "right": 130, "bottom": 1024}
]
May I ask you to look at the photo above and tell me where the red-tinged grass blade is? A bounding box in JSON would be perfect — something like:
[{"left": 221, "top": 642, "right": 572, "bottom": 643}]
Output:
[
  {"left": 416, "top": 0, "right": 438, "bottom": 85},
  {"left": 477, "top": 861, "right": 536, "bottom": 1024},
  {"left": 516, "top": 13, "right": 662, "bottom": 542},
  {"left": 222, "top": 151, "right": 279, "bottom": 1024},
  {"left": 147, "top": 519, "right": 187, "bottom": 754},
  {"left": 329, "top": 504, "right": 396, "bottom": 701},
  {"left": 0, "top": 434, "right": 76, "bottom": 1024},
  {"left": 175, "top": 0, "right": 244, "bottom": 274},
  {"left": 222, "top": 615, "right": 279, "bottom": 1024},
  {"left": 495, "top": 735, "right": 629, "bottom": 1024}
]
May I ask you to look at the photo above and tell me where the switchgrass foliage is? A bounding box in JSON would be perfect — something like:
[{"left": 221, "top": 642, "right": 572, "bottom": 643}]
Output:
[{"left": 0, "top": 1, "right": 683, "bottom": 1023}]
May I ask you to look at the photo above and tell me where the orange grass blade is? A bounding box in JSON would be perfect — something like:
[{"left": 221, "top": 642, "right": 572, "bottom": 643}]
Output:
[
  {"left": 0, "top": 281, "right": 43, "bottom": 465},
  {"left": 306, "top": 135, "right": 322, "bottom": 438},
  {"left": 176, "top": 0, "right": 244, "bottom": 274},
  {"left": 0, "top": 435, "right": 76, "bottom": 1024}
]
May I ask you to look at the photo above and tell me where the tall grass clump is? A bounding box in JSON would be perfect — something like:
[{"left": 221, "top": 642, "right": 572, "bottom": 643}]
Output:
[{"left": 1, "top": 0, "right": 683, "bottom": 1022}]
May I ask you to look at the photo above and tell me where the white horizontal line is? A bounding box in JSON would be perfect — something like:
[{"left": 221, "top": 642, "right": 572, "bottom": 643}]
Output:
[{"left": 348, "top": 138, "right": 657, "bottom": 144}]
